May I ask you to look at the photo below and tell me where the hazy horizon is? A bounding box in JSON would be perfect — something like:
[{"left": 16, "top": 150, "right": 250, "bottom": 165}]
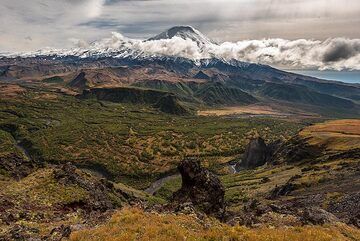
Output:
[{"left": 287, "top": 70, "right": 360, "bottom": 84}]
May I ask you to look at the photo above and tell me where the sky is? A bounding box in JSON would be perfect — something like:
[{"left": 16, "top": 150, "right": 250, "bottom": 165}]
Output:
[{"left": 0, "top": 0, "right": 359, "bottom": 71}]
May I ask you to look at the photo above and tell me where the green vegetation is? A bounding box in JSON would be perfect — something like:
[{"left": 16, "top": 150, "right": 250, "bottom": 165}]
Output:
[
  {"left": 259, "top": 82, "right": 355, "bottom": 109},
  {"left": 42, "top": 76, "right": 64, "bottom": 84},
  {"left": 1, "top": 83, "right": 359, "bottom": 240},
  {"left": 154, "top": 176, "right": 182, "bottom": 200},
  {"left": 0, "top": 84, "right": 304, "bottom": 189}
]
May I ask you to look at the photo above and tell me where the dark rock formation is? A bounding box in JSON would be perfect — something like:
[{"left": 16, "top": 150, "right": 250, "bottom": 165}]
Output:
[
  {"left": 350, "top": 214, "right": 360, "bottom": 228},
  {"left": 301, "top": 207, "right": 339, "bottom": 225},
  {"left": 0, "top": 153, "right": 37, "bottom": 180},
  {"left": 2, "top": 224, "right": 40, "bottom": 241},
  {"left": 270, "top": 136, "right": 320, "bottom": 164},
  {"left": 172, "top": 158, "right": 225, "bottom": 218},
  {"left": 327, "top": 192, "right": 360, "bottom": 226},
  {"left": 270, "top": 182, "right": 297, "bottom": 198},
  {"left": 239, "top": 137, "right": 268, "bottom": 169},
  {"left": 236, "top": 137, "right": 281, "bottom": 169},
  {"left": 48, "top": 225, "right": 72, "bottom": 241},
  {"left": 193, "top": 71, "right": 210, "bottom": 80},
  {"left": 68, "top": 72, "right": 89, "bottom": 89},
  {"left": 53, "top": 163, "right": 127, "bottom": 211},
  {"left": 80, "top": 87, "right": 168, "bottom": 104}
]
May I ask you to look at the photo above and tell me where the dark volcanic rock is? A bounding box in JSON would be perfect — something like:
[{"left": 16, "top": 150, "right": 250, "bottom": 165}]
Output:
[
  {"left": 193, "top": 71, "right": 210, "bottom": 80},
  {"left": 172, "top": 158, "right": 225, "bottom": 218},
  {"left": 0, "top": 153, "right": 36, "bottom": 180},
  {"left": 80, "top": 86, "right": 168, "bottom": 104},
  {"left": 327, "top": 192, "right": 360, "bottom": 226},
  {"left": 302, "top": 207, "right": 339, "bottom": 225},
  {"left": 236, "top": 137, "right": 281, "bottom": 169},
  {"left": 240, "top": 137, "right": 268, "bottom": 168},
  {"left": 270, "top": 136, "right": 320, "bottom": 164},
  {"left": 6, "top": 225, "right": 40, "bottom": 241},
  {"left": 270, "top": 182, "right": 297, "bottom": 198},
  {"left": 48, "top": 225, "right": 72, "bottom": 241},
  {"left": 68, "top": 72, "right": 89, "bottom": 89},
  {"left": 350, "top": 214, "right": 360, "bottom": 228},
  {"left": 53, "top": 163, "right": 127, "bottom": 212}
]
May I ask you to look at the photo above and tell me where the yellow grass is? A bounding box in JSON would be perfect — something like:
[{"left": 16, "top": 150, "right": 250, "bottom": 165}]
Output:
[
  {"left": 0, "top": 84, "right": 26, "bottom": 98},
  {"left": 300, "top": 119, "right": 360, "bottom": 150},
  {"left": 70, "top": 207, "right": 360, "bottom": 241},
  {"left": 197, "top": 105, "right": 284, "bottom": 116}
]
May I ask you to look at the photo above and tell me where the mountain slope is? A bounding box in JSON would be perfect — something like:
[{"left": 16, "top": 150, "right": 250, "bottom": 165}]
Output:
[
  {"left": 148, "top": 26, "right": 215, "bottom": 47},
  {"left": 259, "top": 82, "right": 355, "bottom": 109},
  {"left": 195, "top": 82, "right": 258, "bottom": 106},
  {"left": 0, "top": 26, "right": 359, "bottom": 117}
]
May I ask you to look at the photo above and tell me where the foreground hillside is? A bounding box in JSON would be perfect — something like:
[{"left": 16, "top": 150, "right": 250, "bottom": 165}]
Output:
[
  {"left": 0, "top": 80, "right": 359, "bottom": 240},
  {"left": 72, "top": 119, "right": 360, "bottom": 240},
  {"left": 70, "top": 207, "right": 360, "bottom": 241}
]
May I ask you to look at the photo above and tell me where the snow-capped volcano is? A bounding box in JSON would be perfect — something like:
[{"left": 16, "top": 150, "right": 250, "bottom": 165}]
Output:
[
  {"left": 148, "top": 26, "right": 215, "bottom": 47},
  {"left": 1, "top": 26, "right": 359, "bottom": 71},
  {"left": 1, "top": 26, "right": 216, "bottom": 60}
]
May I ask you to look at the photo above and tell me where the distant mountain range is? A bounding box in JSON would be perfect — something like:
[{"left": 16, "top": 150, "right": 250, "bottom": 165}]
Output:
[{"left": 0, "top": 26, "right": 359, "bottom": 117}]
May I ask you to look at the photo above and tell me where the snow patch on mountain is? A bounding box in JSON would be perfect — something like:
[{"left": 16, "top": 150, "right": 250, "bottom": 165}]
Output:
[
  {"left": 1, "top": 26, "right": 360, "bottom": 71},
  {"left": 148, "top": 26, "right": 215, "bottom": 47}
]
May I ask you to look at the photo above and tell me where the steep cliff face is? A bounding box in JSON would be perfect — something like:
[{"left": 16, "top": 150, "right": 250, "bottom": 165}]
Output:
[
  {"left": 172, "top": 158, "right": 225, "bottom": 218},
  {"left": 236, "top": 137, "right": 281, "bottom": 170}
]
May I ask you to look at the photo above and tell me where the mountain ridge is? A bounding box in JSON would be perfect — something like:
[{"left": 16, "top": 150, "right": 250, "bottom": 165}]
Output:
[{"left": 0, "top": 26, "right": 359, "bottom": 117}]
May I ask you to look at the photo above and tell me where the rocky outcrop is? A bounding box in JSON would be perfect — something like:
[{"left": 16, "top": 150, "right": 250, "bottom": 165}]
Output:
[
  {"left": 240, "top": 137, "right": 268, "bottom": 168},
  {"left": 53, "top": 163, "right": 128, "bottom": 212},
  {"left": 270, "top": 136, "right": 320, "bottom": 165},
  {"left": 193, "top": 71, "right": 210, "bottom": 80},
  {"left": 68, "top": 72, "right": 89, "bottom": 89},
  {"left": 301, "top": 207, "right": 339, "bottom": 225},
  {"left": 236, "top": 137, "right": 281, "bottom": 169},
  {"left": 328, "top": 192, "right": 360, "bottom": 227},
  {"left": 0, "top": 153, "right": 37, "bottom": 180},
  {"left": 270, "top": 182, "right": 297, "bottom": 198},
  {"left": 172, "top": 158, "right": 225, "bottom": 218}
]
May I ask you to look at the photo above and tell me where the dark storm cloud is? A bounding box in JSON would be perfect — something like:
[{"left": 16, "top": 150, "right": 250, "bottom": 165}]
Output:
[{"left": 322, "top": 40, "right": 360, "bottom": 63}]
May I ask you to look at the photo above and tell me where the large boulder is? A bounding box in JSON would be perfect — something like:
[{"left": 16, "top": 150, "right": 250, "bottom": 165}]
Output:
[
  {"left": 172, "top": 158, "right": 225, "bottom": 218},
  {"left": 302, "top": 207, "right": 339, "bottom": 225},
  {"left": 236, "top": 137, "right": 280, "bottom": 169}
]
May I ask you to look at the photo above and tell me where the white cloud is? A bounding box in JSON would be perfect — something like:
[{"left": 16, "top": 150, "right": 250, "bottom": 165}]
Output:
[
  {"left": 0, "top": 0, "right": 360, "bottom": 70},
  {"left": 62, "top": 32, "right": 360, "bottom": 70}
]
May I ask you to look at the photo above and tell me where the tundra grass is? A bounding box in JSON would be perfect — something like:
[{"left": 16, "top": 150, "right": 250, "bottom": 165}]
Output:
[
  {"left": 0, "top": 85, "right": 305, "bottom": 189},
  {"left": 70, "top": 207, "right": 360, "bottom": 241}
]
